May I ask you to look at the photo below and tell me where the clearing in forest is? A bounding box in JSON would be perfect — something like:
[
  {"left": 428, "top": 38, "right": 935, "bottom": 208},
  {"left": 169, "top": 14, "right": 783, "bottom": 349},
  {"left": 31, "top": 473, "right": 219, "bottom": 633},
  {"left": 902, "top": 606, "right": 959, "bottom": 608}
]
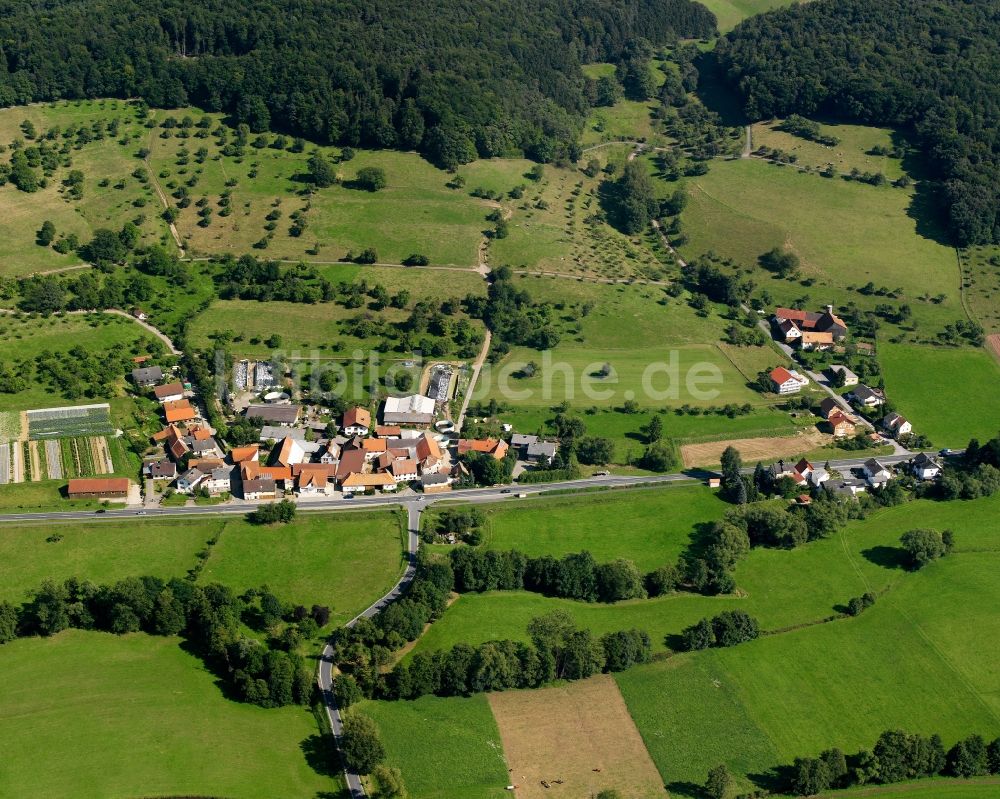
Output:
[{"left": 488, "top": 674, "right": 667, "bottom": 799}]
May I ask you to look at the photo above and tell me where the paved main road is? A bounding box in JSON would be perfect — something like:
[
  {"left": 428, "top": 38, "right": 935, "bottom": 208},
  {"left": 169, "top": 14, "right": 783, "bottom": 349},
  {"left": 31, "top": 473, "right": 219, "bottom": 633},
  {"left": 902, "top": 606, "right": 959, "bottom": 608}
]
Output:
[{"left": 0, "top": 455, "right": 918, "bottom": 526}]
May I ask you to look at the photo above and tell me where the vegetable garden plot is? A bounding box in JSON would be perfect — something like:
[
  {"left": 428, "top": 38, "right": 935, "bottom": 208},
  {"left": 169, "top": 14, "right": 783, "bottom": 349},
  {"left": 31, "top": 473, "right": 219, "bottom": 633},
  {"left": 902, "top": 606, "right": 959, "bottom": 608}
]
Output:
[{"left": 26, "top": 404, "right": 114, "bottom": 438}]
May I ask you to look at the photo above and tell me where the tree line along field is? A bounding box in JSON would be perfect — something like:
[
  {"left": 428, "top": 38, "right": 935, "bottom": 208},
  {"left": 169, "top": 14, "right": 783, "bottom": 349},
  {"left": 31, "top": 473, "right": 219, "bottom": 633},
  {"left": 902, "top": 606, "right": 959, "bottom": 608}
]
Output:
[
  {"left": 363, "top": 487, "right": 1000, "bottom": 799},
  {"left": 0, "top": 509, "right": 406, "bottom": 798}
]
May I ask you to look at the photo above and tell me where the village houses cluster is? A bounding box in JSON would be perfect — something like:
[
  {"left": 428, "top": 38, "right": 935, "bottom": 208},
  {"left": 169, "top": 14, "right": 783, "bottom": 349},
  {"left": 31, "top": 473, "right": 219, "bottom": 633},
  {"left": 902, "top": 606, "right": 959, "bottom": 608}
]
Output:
[
  {"left": 134, "top": 360, "right": 558, "bottom": 501},
  {"left": 766, "top": 306, "right": 916, "bottom": 443}
]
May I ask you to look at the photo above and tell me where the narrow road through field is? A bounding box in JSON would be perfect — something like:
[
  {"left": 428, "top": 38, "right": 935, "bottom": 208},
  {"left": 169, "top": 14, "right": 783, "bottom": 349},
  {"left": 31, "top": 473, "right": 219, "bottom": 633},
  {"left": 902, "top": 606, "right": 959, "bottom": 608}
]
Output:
[
  {"left": 317, "top": 503, "right": 422, "bottom": 798},
  {"left": 455, "top": 330, "right": 492, "bottom": 431}
]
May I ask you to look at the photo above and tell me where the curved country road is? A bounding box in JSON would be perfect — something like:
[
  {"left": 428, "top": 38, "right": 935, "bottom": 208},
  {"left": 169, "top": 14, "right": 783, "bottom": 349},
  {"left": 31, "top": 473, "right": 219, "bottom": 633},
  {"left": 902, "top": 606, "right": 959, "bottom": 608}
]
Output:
[{"left": 317, "top": 503, "right": 422, "bottom": 798}]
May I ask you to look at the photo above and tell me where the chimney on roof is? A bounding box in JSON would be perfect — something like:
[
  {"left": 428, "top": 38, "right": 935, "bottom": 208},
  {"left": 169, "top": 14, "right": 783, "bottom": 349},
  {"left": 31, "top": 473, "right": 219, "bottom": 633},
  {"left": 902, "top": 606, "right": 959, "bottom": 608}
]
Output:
[{"left": 826, "top": 304, "right": 834, "bottom": 313}]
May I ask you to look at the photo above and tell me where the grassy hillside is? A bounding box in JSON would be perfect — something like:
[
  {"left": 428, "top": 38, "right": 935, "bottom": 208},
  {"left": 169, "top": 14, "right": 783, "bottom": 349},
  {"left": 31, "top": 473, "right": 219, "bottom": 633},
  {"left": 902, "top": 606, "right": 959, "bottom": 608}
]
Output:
[
  {"left": 880, "top": 343, "right": 1000, "bottom": 446},
  {"left": 0, "top": 631, "right": 339, "bottom": 798},
  {"left": 676, "top": 159, "right": 961, "bottom": 331}
]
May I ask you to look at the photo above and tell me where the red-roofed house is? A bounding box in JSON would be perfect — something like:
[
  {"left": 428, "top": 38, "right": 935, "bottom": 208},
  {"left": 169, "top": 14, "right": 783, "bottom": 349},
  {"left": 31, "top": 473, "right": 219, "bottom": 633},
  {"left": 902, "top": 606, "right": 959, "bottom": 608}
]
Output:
[
  {"left": 769, "top": 367, "right": 809, "bottom": 395},
  {"left": 342, "top": 407, "right": 371, "bottom": 436}
]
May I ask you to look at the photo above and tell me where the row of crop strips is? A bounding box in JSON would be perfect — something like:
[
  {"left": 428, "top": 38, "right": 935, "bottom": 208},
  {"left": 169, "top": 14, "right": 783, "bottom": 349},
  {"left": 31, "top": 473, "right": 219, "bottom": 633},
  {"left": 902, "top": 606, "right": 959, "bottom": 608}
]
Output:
[{"left": 57, "top": 437, "right": 102, "bottom": 478}]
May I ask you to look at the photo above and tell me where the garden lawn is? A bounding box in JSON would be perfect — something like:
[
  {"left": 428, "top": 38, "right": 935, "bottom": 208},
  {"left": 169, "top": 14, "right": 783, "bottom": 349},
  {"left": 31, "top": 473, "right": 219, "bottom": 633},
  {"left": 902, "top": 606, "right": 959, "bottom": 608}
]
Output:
[
  {"left": 0, "top": 517, "right": 217, "bottom": 602},
  {"left": 880, "top": 343, "right": 1000, "bottom": 446},
  {"left": 464, "top": 484, "right": 726, "bottom": 571},
  {"left": 677, "top": 159, "right": 961, "bottom": 331},
  {"left": 0, "top": 630, "right": 338, "bottom": 798},
  {"left": 360, "top": 694, "right": 510, "bottom": 799},
  {"left": 199, "top": 510, "right": 406, "bottom": 620}
]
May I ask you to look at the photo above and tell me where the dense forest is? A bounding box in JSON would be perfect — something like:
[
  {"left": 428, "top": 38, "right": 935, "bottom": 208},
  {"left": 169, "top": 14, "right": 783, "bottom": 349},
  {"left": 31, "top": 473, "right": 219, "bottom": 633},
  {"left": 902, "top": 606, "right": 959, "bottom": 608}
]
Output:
[
  {"left": 0, "top": 0, "right": 715, "bottom": 165},
  {"left": 717, "top": 0, "right": 1000, "bottom": 246}
]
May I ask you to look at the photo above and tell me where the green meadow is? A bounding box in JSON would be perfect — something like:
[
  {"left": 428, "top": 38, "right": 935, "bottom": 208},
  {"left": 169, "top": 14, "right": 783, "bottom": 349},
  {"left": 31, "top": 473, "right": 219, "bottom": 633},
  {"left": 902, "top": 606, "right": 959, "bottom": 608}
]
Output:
[
  {"left": 186, "top": 264, "right": 487, "bottom": 358},
  {"left": 751, "top": 119, "right": 907, "bottom": 179},
  {"left": 616, "top": 494, "right": 1000, "bottom": 796},
  {"left": 446, "top": 484, "right": 726, "bottom": 571},
  {"left": 676, "top": 159, "right": 961, "bottom": 330},
  {"left": 0, "top": 517, "right": 215, "bottom": 602},
  {"left": 880, "top": 343, "right": 1000, "bottom": 446},
  {"left": 699, "top": 0, "right": 800, "bottom": 33},
  {"left": 359, "top": 695, "right": 510, "bottom": 799},
  {"left": 200, "top": 509, "right": 407, "bottom": 621},
  {"left": 0, "top": 631, "right": 339, "bottom": 798}
]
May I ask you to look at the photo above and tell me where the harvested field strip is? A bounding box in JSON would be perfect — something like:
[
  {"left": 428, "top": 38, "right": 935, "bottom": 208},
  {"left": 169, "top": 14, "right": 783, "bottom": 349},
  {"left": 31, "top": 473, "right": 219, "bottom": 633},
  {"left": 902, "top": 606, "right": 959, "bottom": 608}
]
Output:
[
  {"left": 0, "top": 443, "right": 9, "bottom": 485},
  {"left": 31, "top": 441, "right": 44, "bottom": 483},
  {"left": 44, "top": 440, "right": 62, "bottom": 480},
  {"left": 680, "top": 430, "right": 831, "bottom": 468},
  {"left": 90, "top": 437, "right": 113, "bottom": 474},
  {"left": 11, "top": 442, "right": 22, "bottom": 483},
  {"left": 489, "top": 675, "right": 667, "bottom": 799}
]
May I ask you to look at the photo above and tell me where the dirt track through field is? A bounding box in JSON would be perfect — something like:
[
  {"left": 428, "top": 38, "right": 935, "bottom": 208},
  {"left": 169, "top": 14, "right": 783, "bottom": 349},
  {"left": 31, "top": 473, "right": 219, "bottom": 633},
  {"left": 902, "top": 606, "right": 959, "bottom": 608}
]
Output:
[
  {"left": 681, "top": 429, "right": 831, "bottom": 468},
  {"left": 488, "top": 675, "right": 667, "bottom": 799}
]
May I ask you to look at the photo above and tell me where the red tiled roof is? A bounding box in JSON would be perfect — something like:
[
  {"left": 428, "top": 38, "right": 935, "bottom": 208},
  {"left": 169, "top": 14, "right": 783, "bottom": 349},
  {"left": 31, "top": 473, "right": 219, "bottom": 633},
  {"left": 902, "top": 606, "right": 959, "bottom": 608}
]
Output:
[
  {"left": 769, "top": 367, "right": 794, "bottom": 384},
  {"left": 153, "top": 382, "right": 184, "bottom": 399},
  {"left": 68, "top": 478, "right": 129, "bottom": 495},
  {"left": 343, "top": 407, "right": 371, "bottom": 428}
]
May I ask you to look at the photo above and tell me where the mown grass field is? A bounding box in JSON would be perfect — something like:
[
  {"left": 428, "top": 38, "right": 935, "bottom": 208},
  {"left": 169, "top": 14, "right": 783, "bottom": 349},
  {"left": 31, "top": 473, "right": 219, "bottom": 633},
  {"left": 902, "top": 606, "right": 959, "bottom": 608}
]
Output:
[
  {"left": 0, "top": 631, "right": 339, "bottom": 798},
  {"left": 676, "top": 159, "right": 961, "bottom": 331},
  {"left": 200, "top": 510, "right": 406, "bottom": 621},
  {"left": 698, "top": 0, "right": 799, "bottom": 33},
  {"left": 880, "top": 343, "right": 1000, "bottom": 446},
  {"left": 751, "top": 119, "right": 907, "bottom": 179},
  {"left": 359, "top": 695, "right": 510, "bottom": 799},
  {"left": 818, "top": 779, "right": 1000, "bottom": 798},
  {"left": 0, "top": 517, "right": 215, "bottom": 602},
  {"left": 479, "top": 278, "right": 780, "bottom": 420},
  {"left": 437, "top": 484, "right": 725, "bottom": 571}
]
